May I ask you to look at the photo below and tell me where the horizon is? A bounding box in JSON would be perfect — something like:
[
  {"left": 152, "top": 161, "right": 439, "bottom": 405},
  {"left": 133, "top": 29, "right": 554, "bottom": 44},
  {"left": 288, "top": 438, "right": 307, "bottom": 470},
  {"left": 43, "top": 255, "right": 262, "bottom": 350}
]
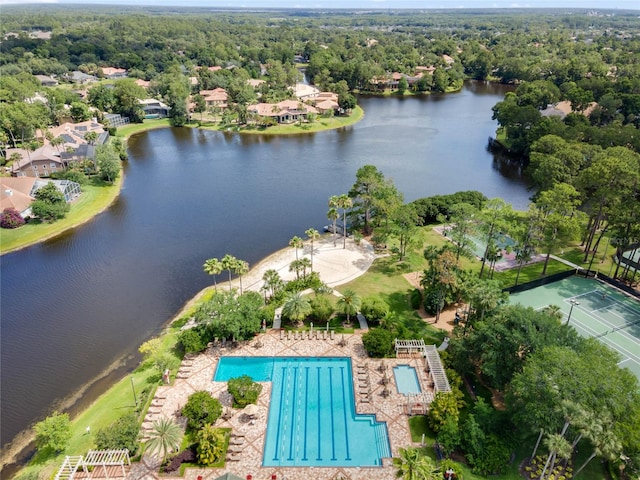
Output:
[{"left": 1, "top": 0, "right": 639, "bottom": 10}]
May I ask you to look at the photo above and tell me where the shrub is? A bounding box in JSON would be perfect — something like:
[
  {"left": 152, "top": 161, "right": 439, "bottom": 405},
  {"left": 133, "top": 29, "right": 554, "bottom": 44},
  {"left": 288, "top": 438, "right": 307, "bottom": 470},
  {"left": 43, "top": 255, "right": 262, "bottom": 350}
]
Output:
[
  {"left": 0, "top": 208, "right": 25, "bottom": 229},
  {"left": 182, "top": 391, "right": 223, "bottom": 430},
  {"left": 179, "top": 328, "right": 206, "bottom": 354},
  {"left": 310, "top": 294, "right": 334, "bottom": 322},
  {"left": 34, "top": 411, "right": 72, "bottom": 452},
  {"left": 360, "top": 296, "right": 389, "bottom": 324},
  {"left": 227, "top": 375, "right": 262, "bottom": 408},
  {"left": 361, "top": 328, "right": 395, "bottom": 357},
  {"left": 410, "top": 288, "right": 422, "bottom": 309},
  {"left": 195, "top": 424, "right": 226, "bottom": 466},
  {"left": 94, "top": 412, "right": 139, "bottom": 454},
  {"left": 162, "top": 447, "right": 196, "bottom": 473}
]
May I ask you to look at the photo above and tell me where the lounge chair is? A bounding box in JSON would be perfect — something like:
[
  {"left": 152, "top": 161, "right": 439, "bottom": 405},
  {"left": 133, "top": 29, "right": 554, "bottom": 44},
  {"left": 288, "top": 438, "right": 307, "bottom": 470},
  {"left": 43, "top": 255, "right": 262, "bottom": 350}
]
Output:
[
  {"left": 226, "top": 452, "right": 241, "bottom": 462},
  {"left": 229, "top": 437, "right": 244, "bottom": 445},
  {"left": 228, "top": 445, "right": 244, "bottom": 453},
  {"left": 330, "top": 330, "right": 335, "bottom": 340},
  {"left": 287, "top": 330, "right": 292, "bottom": 340},
  {"left": 280, "top": 329, "right": 284, "bottom": 340}
]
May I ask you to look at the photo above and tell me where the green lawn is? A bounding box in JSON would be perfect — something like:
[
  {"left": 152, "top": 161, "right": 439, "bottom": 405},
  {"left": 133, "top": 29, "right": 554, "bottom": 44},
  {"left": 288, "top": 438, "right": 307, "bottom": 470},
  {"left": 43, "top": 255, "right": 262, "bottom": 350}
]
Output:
[
  {"left": 116, "top": 118, "right": 171, "bottom": 138},
  {"left": 204, "top": 106, "right": 364, "bottom": 135},
  {"left": 0, "top": 176, "right": 122, "bottom": 255},
  {"left": 16, "top": 329, "right": 181, "bottom": 480}
]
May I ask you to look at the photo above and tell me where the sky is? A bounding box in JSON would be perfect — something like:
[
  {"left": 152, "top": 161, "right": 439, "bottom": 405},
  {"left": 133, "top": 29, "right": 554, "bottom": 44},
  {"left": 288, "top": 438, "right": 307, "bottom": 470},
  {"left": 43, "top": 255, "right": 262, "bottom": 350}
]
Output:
[{"left": 1, "top": 0, "right": 639, "bottom": 9}]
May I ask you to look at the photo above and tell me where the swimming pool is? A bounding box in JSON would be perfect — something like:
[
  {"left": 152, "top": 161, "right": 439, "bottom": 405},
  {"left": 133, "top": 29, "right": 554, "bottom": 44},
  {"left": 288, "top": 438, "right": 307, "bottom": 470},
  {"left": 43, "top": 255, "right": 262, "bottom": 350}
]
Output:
[
  {"left": 214, "top": 356, "right": 391, "bottom": 467},
  {"left": 393, "top": 365, "right": 422, "bottom": 395}
]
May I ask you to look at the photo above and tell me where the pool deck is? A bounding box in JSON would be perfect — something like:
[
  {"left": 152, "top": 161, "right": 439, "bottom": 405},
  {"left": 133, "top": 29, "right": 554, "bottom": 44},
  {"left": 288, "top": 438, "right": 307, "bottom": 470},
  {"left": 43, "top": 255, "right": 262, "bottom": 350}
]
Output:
[{"left": 129, "top": 332, "right": 433, "bottom": 480}]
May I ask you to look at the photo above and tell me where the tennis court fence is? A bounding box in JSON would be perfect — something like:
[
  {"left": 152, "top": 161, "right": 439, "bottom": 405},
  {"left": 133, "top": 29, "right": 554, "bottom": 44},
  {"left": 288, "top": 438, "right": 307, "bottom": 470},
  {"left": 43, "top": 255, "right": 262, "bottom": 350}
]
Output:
[
  {"left": 578, "top": 270, "right": 640, "bottom": 300},
  {"left": 503, "top": 270, "right": 576, "bottom": 294}
]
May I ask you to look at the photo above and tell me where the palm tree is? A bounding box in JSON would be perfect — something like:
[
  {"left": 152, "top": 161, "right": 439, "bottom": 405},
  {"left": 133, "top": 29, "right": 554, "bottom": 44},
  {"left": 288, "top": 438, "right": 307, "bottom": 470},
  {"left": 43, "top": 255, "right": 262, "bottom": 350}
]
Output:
[
  {"left": 144, "top": 416, "right": 183, "bottom": 462},
  {"left": 221, "top": 254, "right": 237, "bottom": 290},
  {"left": 539, "top": 433, "right": 572, "bottom": 480},
  {"left": 289, "top": 259, "right": 305, "bottom": 280},
  {"left": 337, "top": 289, "right": 361, "bottom": 325},
  {"left": 574, "top": 419, "right": 621, "bottom": 477},
  {"left": 282, "top": 292, "right": 312, "bottom": 325},
  {"left": 289, "top": 235, "right": 303, "bottom": 260},
  {"left": 393, "top": 446, "right": 440, "bottom": 480},
  {"left": 299, "top": 257, "right": 312, "bottom": 278},
  {"left": 262, "top": 269, "right": 283, "bottom": 299},
  {"left": 203, "top": 258, "right": 223, "bottom": 291},
  {"left": 305, "top": 228, "right": 320, "bottom": 271},
  {"left": 233, "top": 259, "right": 249, "bottom": 294},
  {"left": 327, "top": 206, "right": 339, "bottom": 246},
  {"left": 335, "top": 193, "right": 353, "bottom": 249}
]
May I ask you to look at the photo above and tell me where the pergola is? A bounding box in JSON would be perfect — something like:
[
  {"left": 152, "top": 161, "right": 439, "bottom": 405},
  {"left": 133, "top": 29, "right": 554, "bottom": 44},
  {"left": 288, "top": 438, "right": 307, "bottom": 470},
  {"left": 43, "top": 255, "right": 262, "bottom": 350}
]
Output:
[
  {"left": 394, "top": 338, "right": 426, "bottom": 357},
  {"left": 424, "top": 344, "right": 451, "bottom": 394},
  {"left": 54, "top": 450, "right": 130, "bottom": 480}
]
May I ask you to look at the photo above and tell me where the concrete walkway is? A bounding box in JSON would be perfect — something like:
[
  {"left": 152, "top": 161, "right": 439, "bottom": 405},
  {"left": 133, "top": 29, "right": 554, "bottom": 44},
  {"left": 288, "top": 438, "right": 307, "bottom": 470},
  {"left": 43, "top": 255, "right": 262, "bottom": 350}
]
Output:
[{"left": 549, "top": 254, "right": 584, "bottom": 270}]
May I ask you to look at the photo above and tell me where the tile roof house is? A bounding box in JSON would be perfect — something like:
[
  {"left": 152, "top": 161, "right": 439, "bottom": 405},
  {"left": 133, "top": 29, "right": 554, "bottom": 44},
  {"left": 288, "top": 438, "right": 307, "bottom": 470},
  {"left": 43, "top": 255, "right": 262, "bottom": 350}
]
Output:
[
  {"left": 247, "top": 78, "right": 266, "bottom": 89},
  {"left": 1, "top": 177, "right": 37, "bottom": 217},
  {"left": 540, "top": 100, "right": 597, "bottom": 119},
  {"left": 7, "top": 145, "right": 66, "bottom": 178},
  {"left": 8, "top": 120, "right": 108, "bottom": 177},
  {"left": 134, "top": 79, "right": 151, "bottom": 89},
  {"left": 100, "top": 67, "right": 128, "bottom": 79},
  {"left": 199, "top": 88, "right": 228, "bottom": 109},
  {"left": 0, "top": 177, "right": 81, "bottom": 218},
  {"left": 248, "top": 100, "right": 318, "bottom": 124}
]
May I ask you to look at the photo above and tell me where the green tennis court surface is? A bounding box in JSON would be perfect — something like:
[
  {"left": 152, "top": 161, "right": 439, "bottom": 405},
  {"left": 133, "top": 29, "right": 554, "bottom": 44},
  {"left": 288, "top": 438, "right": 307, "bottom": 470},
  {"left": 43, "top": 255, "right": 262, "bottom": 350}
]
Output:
[{"left": 510, "top": 276, "right": 640, "bottom": 381}]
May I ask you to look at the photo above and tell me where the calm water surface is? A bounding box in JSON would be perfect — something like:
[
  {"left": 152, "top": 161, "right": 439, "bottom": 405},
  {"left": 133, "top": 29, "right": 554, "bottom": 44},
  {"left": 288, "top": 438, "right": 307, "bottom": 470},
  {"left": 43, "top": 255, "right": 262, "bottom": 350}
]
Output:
[{"left": 0, "top": 81, "right": 528, "bottom": 457}]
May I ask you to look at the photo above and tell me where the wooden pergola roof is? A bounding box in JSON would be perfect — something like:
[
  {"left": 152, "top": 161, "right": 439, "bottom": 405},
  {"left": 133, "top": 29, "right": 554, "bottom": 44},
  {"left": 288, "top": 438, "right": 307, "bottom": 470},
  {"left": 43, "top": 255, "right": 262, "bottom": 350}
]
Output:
[
  {"left": 54, "top": 450, "right": 130, "bottom": 480},
  {"left": 424, "top": 345, "right": 451, "bottom": 393}
]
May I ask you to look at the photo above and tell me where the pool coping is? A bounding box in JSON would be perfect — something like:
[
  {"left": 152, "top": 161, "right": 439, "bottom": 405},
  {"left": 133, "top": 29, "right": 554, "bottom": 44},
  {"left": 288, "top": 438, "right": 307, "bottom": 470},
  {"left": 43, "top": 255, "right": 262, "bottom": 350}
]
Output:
[{"left": 131, "top": 331, "right": 433, "bottom": 480}]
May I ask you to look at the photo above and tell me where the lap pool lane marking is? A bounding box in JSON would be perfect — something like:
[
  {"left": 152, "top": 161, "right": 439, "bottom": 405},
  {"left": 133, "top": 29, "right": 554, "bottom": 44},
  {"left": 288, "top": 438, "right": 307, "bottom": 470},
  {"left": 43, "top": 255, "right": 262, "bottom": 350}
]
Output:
[
  {"left": 287, "top": 366, "right": 298, "bottom": 461},
  {"left": 273, "top": 365, "right": 287, "bottom": 462},
  {"left": 316, "top": 366, "right": 322, "bottom": 462},
  {"left": 302, "top": 366, "right": 309, "bottom": 461},
  {"left": 340, "top": 365, "right": 351, "bottom": 461},
  {"left": 329, "top": 366, "right": 337, "bottom": 461}
]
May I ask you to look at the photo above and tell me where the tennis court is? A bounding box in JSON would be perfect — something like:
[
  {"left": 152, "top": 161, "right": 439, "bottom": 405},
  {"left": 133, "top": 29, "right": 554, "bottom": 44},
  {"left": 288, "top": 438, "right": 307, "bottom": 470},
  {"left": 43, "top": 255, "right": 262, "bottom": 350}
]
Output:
[{"left": 510, "top": 276, "right": 640, "bottom": 381}]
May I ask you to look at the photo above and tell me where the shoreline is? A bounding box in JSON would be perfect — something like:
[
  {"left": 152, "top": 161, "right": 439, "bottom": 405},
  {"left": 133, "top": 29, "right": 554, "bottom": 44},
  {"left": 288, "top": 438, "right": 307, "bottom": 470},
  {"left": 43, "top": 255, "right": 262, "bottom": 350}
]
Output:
[{"left": 2, "top": 235, "right": 375, "bottom": 476}]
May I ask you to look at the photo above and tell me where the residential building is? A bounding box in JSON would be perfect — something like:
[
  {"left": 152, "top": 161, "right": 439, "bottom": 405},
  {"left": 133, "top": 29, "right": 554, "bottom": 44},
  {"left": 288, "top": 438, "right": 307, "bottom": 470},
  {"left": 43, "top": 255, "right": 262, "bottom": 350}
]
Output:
[
  {"left": 140, "top": 99, "right": 170, "bottom": 118},
  {"left": 1, "top": 177, "right": 81, "bottom": 218},
  {"left": 100, "top": 67, "right": 128, "bottom": 79},
  {"left": 35, "top": 75, "right": 58, "bottom": 87},
  {"left": 248, "top": 100, "right": 318, "bottom": 124},
  {"left": 199, "top": 88, "right": 228, "bottom": 109}
]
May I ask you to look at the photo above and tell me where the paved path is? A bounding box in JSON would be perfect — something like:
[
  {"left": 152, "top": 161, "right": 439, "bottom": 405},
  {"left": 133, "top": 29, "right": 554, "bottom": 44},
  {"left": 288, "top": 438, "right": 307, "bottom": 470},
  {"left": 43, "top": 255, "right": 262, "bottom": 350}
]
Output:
[{"left": 549, "top": 254, "right": 584, "bottom": 270}]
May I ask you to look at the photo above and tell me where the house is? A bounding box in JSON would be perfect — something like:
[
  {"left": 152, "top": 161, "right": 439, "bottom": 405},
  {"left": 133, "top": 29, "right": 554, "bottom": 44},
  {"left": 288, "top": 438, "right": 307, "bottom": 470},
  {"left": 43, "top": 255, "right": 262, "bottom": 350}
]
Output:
[
  {"left": 247, "top": 78, "right": 266, "bottom": 89},
  {"left": 35, "top": 75, "right": 58, "bottom": 87},
  {"left": 48, "top": 120, "right": 109, "bottom": 148},
  {"left": 140, "top": 99, "right": 170, "bottom": 118},
  {"left": 308, "top": 92, "right": 339, "bottom": 115},
  {"left": 199, "top": 88, "right": 228, "bottom": 109},
  {"left": 292, "top": 83, "right": 320, "bottom": 101},
  {"left": 1, "top": 177, "right": 37, "bottom": 217},
  {"left": 0, "top": 177, "right": 81, "bottom": 218},
  {"left": 68, "top": 71, "right": 97, "bottom": 84},
  {"left": 7, "top": 145, "right": 66, "bottom": 178},
  {"left": 134, "top": 79, "right": 151, "bottom": 89},
  {"left": 8, "top": 120, "right": 108, "bottom": 177},
  {"left": 248, "top": 100, "right": 318, "bottom": 124},
  {"left": 103, "top": 113, "right": 129, "bottom": 128},
  {"left": 100, "top": 67, "right": 128, "bottom": 79},
  {"left": 540, "top": 100, "right": 597, "bottom": 119}
]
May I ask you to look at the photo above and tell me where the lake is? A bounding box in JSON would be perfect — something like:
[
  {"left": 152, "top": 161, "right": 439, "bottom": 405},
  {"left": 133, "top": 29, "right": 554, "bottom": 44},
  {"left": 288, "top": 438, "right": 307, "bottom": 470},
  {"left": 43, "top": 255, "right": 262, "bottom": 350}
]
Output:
[{"left": 0, "top": 81, "right": 528, "bottom": 465}]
